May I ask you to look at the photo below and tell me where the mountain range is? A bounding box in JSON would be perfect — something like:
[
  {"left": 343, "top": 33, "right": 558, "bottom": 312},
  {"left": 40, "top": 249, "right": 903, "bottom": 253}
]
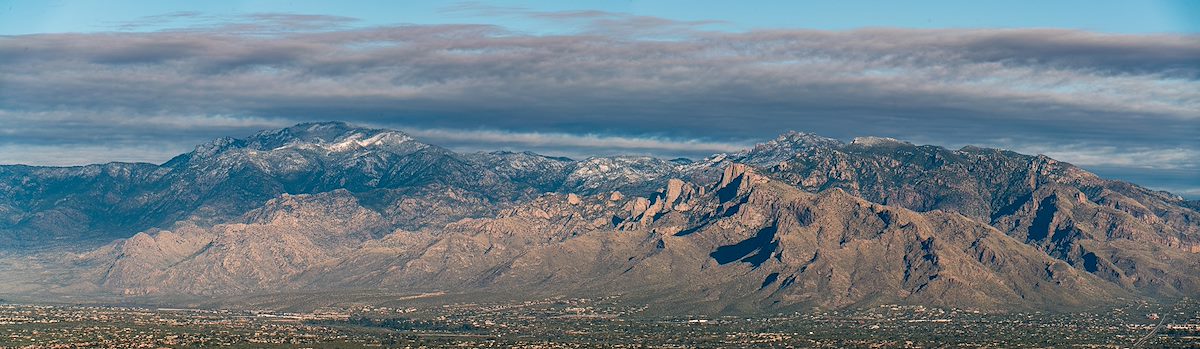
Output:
[{"left": 1, "top": 121, "right": 1197, "bottom": 314}]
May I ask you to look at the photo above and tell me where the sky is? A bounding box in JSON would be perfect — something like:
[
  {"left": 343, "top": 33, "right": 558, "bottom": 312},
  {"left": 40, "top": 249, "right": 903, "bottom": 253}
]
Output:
[{"left": 0, "top": 0, "right": 1197, "bottom": 197}]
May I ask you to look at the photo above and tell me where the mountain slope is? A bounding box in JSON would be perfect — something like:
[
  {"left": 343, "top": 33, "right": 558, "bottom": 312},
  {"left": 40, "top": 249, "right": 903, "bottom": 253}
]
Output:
[
  {"left": 733, "top": 132, "right": 1199, "bottom": 251},
  {"left": 720, "top": 133, "right": 1200, "bottom": 298},
  {"left": 81, "top": 164, "right": 1130, "bottom": 313},
  {"left": 455, "top": 164, "right": 1124, "bottom": 312},
  {"left": 86, "top": 190, "right": 388, "bottom": 295}
]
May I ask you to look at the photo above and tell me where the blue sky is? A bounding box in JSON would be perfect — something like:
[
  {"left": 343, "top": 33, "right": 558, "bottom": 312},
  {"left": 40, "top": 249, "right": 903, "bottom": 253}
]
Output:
[
  {"left": 1, "top": 0, "right": 1197, "bottom": 35},
  {"left": 0, "top": 1, "right": 1197, "bottom": 198}
]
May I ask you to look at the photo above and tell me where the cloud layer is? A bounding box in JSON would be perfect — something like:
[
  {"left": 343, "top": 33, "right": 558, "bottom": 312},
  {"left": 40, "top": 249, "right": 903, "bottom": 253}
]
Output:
[{"left": 0, "top": 11, "right": 1196, "bottom": 195}]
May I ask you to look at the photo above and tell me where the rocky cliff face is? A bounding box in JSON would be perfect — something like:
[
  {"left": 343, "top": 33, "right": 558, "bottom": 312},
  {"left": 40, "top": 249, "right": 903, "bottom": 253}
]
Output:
[{"left": 1, "top": 122, "right": 1197, "bottom": 313}]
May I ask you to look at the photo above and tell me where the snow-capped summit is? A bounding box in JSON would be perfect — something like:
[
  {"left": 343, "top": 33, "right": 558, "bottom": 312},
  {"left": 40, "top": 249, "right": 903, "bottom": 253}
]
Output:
[
  {"left": 850, "top": 136, "right": 912, "bottom": 148},
  {"left": 244, "top": 122, "right": 426, "bottom": 154}
]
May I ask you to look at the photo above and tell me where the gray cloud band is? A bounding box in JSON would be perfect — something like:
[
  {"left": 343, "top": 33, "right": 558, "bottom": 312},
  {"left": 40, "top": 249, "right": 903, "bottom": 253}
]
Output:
[{"left": 0, "top": 12, "right": 1196, "bottom": 195}]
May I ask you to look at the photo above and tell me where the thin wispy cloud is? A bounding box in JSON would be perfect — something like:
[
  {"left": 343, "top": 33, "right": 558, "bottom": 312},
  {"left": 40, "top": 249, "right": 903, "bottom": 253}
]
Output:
[
  {"left": 443, "top": 2, "right": 728, "bottom": 37},
  {"left": 404, "top": 127, "right": 751, "bottom": 157},
  {"left": 1009, "top": 144, "right": 1200, "bottom": 170},
  {"left": 0, "top": 144, "right": 190, "bottom": 167}
]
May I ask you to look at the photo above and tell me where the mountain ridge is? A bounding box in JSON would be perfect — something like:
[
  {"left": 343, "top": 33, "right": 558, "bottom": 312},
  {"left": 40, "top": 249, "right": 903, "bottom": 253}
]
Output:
[{"left": 1, "top": 121, "right": 1196, "bottom": 314}]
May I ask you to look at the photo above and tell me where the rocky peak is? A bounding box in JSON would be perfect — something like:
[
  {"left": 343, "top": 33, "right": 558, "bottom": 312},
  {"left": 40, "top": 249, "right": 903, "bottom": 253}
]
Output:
[
  {"left": 468, "top": 151, "right": 573, "bottom": 173},
  {"left": 717, "top": 163, "right": 767, "bottom": 193},
  {"left": 569, "top": 156, "right": 678, "bottom": 177},
  {"left": 192, "top": 136, "right": 243, "bottom": 158},
  {"left": 487, "top": 150, "right": 573, "bottom": 162},
  {"left": 733, "top": 131, "right": 843, "bottom": 166},
  {"left": 650, "top": 178, "right": 702, "bottom": 214},
  {"left": 250, "top": 121, "right": 358, "bottom": 146},
  {"left": 772, "top": 131, "right": 843, "bottom": 148},
  {"left": 562, "top": 156, "right": 683, "bottom": 195}
]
